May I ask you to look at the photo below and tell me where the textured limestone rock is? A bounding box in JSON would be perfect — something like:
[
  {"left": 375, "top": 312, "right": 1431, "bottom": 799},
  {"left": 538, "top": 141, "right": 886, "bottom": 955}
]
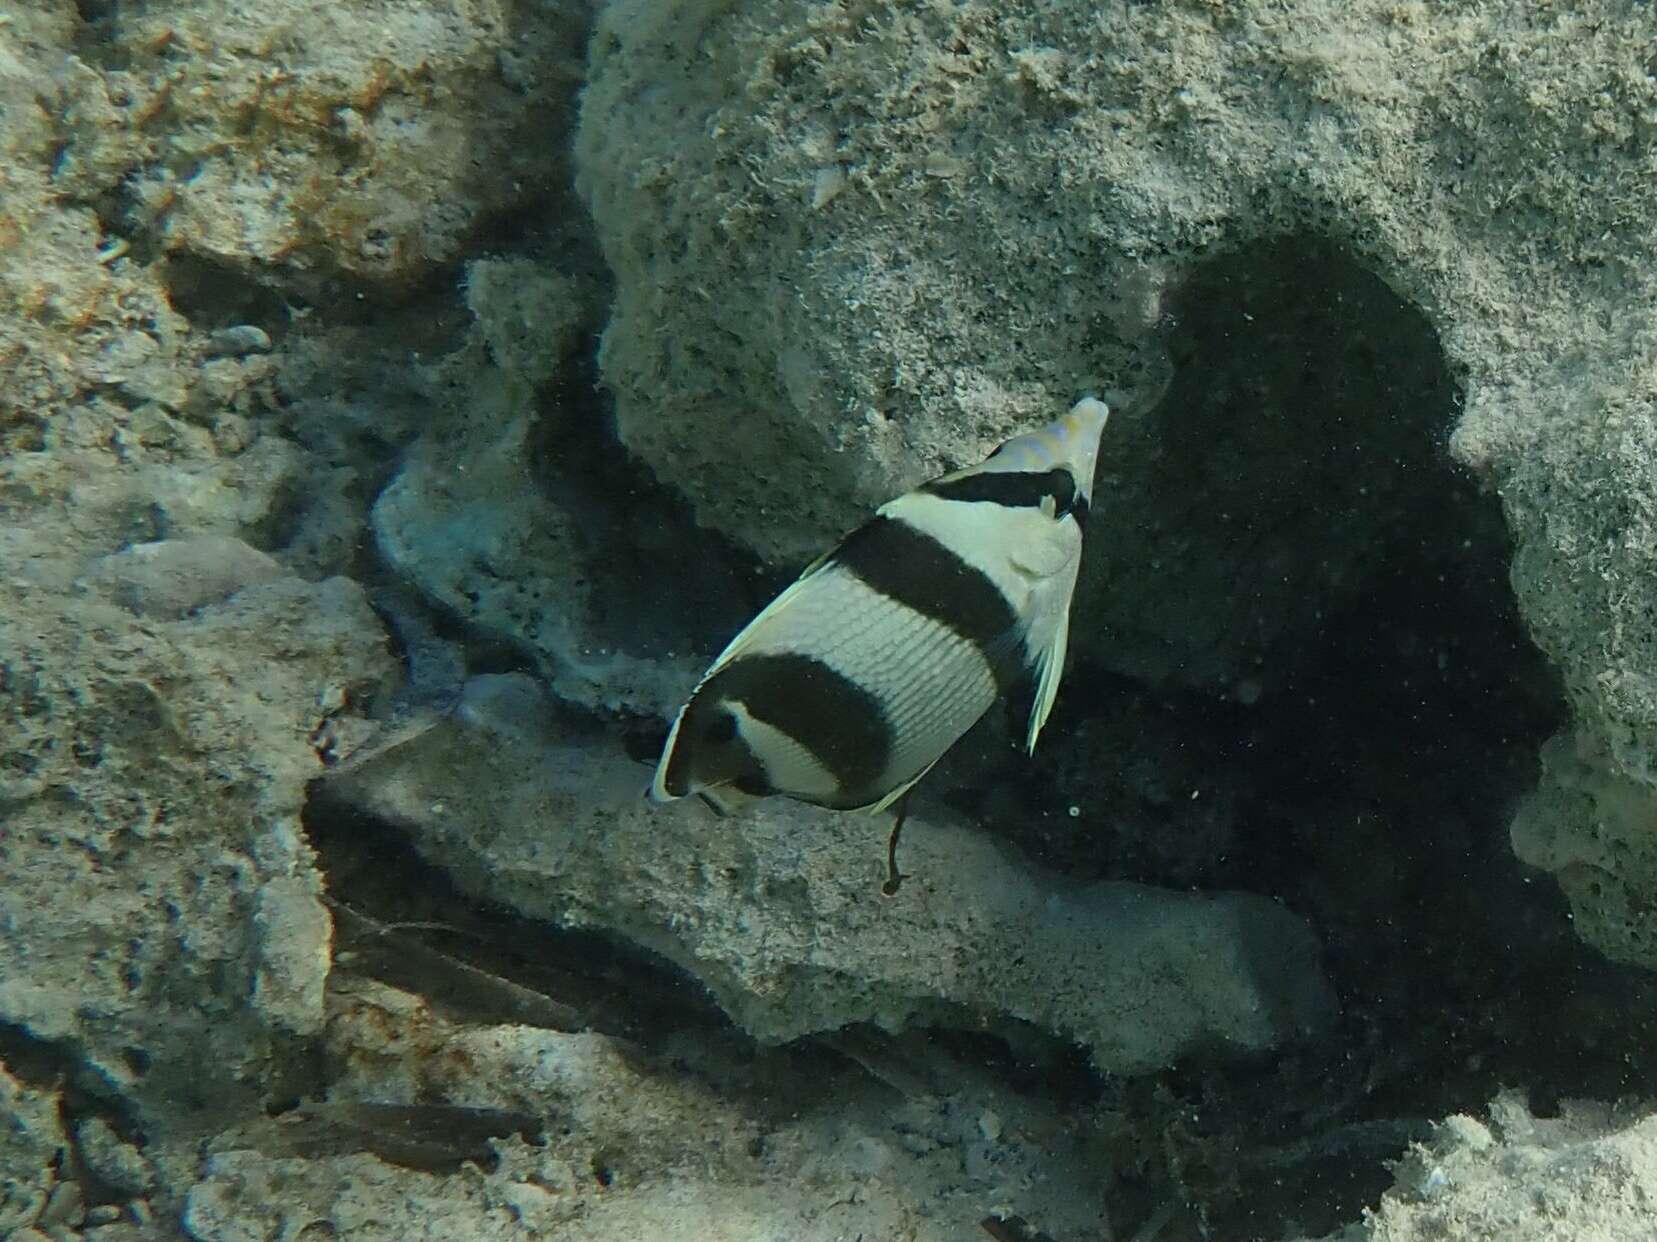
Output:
[
  {"left": 1, "top": 0, "right": 587, "bottom": 578},
  {"left": 325, "top": 673, "right": 1335, "bottom": 1072},
  {"left": 1496, "top": 390, "right": 1657, "bottom": 966},
  {"left": 3, "top": 6, "right": 294, "bottom": 437},
  {"left": 1302, "top": 1094, "right": 1657, "bottom": 1242},
  {"left": 0, "top": 1066, "right": 69, "bottom": 1236},
  {"left": 80, "top": 536, "right": 286, "bottom": 620},
  {"left": 91, "top": 0, "right": 587, "bottom": 288},
  {"left": 463, "top": 258, "right": 583, "bottom": 393},
  {"left": 178, "top": 978, "right": 1123, "bottom": 1240},
  {"left": 576, "top": 0, "right": 1657, "bottom": 960},
  {"left": 0, "top": 577, "right": 398, "bottom": 1131},
  {"left": 76, "top": 1117, "right": 158, "bottom": 1201},
  {"left": 1, "top": 3, "right": 194, "bottom": 437},
  {"left": 182, "top": 1145, "right": 1036, "bottom": 1242},
  {"left": 372, "top": 396, "right": 704, "bottom": 715},
  {"left": 0, "top": 7, "right": 341, "bottom": 594},
  {"left": 1510, "top": 730, "right": 1657, "bottom": 970},
  {"left": 575, "top": 0, "right": 1655, "bottom": 570},
  {"left": 371, "top": 257, "right": 755, "bottom": 715}
]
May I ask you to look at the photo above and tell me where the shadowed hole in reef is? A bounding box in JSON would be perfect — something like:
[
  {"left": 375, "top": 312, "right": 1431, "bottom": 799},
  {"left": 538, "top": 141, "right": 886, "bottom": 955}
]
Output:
[
  {"left": 301, "top": 783, "right": 732, "bottom": 1045},
  {"left": 941, "top": 236, "right": 1657, "bottom": 1238},
  {"left": 161, "top": 250, "right": 480, "bottom": 344},
  {"left": 298, "top": 781, "right": 919, "bottom": 1135},
  {"left": 525, "top": 329, "right": 782, "bottom": 662}
]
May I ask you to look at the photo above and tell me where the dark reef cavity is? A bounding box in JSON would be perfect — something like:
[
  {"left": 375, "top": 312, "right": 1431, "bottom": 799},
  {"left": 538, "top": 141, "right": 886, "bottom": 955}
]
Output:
[
  {"left": 946, "top": 236, "right": 1657, "bottom": 1236},
  {"left": 302, "top": 787, "right": 733, "bottom": 1049}
]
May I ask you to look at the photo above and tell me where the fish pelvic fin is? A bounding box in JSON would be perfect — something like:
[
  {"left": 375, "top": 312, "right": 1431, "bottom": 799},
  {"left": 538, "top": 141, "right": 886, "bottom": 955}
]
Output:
[{"left": 861, "top": 757, "right": 943, "bottom": 815}]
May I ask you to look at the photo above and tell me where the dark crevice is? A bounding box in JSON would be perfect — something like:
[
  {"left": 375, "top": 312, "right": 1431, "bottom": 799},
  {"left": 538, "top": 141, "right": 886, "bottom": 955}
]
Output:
[
  {"left": 0, "top": 1021, "right": 149, "bottom": 1156},
  {"left": 159, "top": 251, "right": 480, "bottom": 347},
  {"left": 80, "top": 168, "right": 158, "bottom": 262},
  {"left": 159, "top": 253, "right": 298, "bottom": 334},
  {"left": 302, "top": 784, "right": 733, "bottom": 1047},
  {"left": 905, "top": 1026, "right": 1103, "bottom": 1101},
  {"left": 70, "top": 0, "right": 127, "bottom": 70},
  {"left": 925, "top": 234, "right": 1626, "bottom": 1237},
  {"left": 300, "top": 755, "right": 1091, "bottom": 1156},
  {"left": 300, "top": 775, "right": 911, "bottom": 1136},
  {"left": 524, "top": 328, "right": 782, "bottom": 669}
]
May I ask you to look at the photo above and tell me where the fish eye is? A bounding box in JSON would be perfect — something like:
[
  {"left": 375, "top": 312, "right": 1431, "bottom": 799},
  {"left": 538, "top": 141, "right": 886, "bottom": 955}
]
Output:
[{"left": 703, "top": 710, "right": 739, "bottom": 744}]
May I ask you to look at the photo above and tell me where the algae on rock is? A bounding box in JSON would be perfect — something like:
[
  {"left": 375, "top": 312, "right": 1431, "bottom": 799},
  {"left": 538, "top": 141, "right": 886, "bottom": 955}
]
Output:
[{"left": 99, "top": 0, "right": 586, "bottom": 289}]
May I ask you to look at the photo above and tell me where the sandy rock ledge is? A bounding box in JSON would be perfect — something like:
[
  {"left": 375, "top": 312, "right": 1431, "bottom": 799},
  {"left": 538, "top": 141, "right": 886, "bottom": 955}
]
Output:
[{"left": 325, "top": 673, "right": 1336, "bottom": 1073}]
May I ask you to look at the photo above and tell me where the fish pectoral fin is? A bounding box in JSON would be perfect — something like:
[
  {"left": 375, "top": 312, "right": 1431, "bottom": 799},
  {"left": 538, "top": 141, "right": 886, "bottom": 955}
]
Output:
[
  {"left": 1008, "top": 523, "right": 1079, "bottom": 582},
  {"left": 1009, "top": 547, "right": 1070, "bottom": 582},
  {"left": 1023, "top": 607, "right": 1072, "bottom": 755}
]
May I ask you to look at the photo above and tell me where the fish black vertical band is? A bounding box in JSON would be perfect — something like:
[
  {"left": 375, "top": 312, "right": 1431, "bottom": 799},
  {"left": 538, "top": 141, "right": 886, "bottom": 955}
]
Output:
[
  {"left": 925, "top": 467, "right": 1082, "bottom": 520},
  {"left": 828, "top": 516, "right": 1023, "bottom": 692},
  {"left": 699, "top": 652, "right": 893, "bottom": 805}
]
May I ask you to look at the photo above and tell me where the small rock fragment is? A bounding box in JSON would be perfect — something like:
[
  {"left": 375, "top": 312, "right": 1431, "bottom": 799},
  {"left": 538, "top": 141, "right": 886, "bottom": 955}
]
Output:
[
  {"left": 250, "top": 875, "right": 333, "bottom": 1036},
  {"left": 75, "top": 1118, "right": 155, "bottom": 1198},
  {"left": 83, "top": 1203, "right": 123, "bottom": 1226},
  {"left": 205, "top": 325, "right": 273, "bottom": 358},
  {"left": 37, "top": 1177, "right": 83, "bottom": 1228},
  {"left": 810, "top": 166, "right": 846, "bottom": 209}
]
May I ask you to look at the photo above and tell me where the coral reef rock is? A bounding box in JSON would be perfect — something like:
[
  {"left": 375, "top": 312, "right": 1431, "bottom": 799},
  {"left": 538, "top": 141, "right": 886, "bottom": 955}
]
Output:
[
  {"left": 183, "top": 980, "right": 1118, "bottom": 1241},
  {"left": 325, "top": 673, "right": 1336, "bottom": 1072},
  {"left": 372, "top": 256, "right": 757, "bottom": 716},
  {"left": 0, "top": 576, "right": 397, "bottom": 1132},
  {"left": 1510, "top": 729, "right": 1657, "bottom": 970},
  {"left": 1303, "top": 1093, "right": 1657, "bottom": 1242},
  {"left": 0, "top": 1066, "right": 75, "bottom": 1237},
  {"left": 99, "top": 0, "right": 585, "bottom": 289},
  {"left": 577, "top": 0, "right": 1657, "bottom": 966},
  {"left": 7, "top": 0, "right": 1657, "bottom": 1236}
]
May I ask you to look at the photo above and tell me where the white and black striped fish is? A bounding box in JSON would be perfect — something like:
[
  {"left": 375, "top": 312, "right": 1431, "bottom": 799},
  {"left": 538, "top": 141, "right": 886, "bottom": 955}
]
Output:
[{"left": 651, "top": 397, "right": 1110, "bottom": 816}]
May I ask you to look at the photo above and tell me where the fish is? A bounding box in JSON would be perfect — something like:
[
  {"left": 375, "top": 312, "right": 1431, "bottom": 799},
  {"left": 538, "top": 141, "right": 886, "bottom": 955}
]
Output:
[{"left": 650, "top": 396, "right": 1110, "bottom": 824}]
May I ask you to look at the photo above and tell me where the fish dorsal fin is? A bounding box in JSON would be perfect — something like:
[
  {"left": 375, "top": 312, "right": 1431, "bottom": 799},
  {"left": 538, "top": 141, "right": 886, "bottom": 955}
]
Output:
[{"left": 691, "top": 545, "right": 839, "bottom": 678}]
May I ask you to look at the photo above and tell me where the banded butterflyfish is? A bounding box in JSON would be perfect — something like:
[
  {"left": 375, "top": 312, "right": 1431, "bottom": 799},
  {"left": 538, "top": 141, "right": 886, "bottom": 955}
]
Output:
[{"left": 650, "top": 397, "right": 1109, "bottom": 886}]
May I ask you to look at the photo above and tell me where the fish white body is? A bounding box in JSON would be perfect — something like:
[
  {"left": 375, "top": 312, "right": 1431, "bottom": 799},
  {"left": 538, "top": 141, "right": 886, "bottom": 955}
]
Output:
[{"left": 651, "top": 397, "right": 1111, "bottom": 813}]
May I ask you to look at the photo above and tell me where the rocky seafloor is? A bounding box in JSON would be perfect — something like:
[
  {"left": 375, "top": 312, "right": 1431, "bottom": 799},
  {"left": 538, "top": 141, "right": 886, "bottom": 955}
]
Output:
[{"left": 5, "top": 0, "right": 1657, "bottom": 1238}]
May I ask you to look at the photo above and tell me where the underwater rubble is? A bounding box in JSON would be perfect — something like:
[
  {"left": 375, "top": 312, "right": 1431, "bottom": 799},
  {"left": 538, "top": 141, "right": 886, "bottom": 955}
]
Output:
[{"left": 4, "top": 0, "right": 1657, "bottom": 1239}]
